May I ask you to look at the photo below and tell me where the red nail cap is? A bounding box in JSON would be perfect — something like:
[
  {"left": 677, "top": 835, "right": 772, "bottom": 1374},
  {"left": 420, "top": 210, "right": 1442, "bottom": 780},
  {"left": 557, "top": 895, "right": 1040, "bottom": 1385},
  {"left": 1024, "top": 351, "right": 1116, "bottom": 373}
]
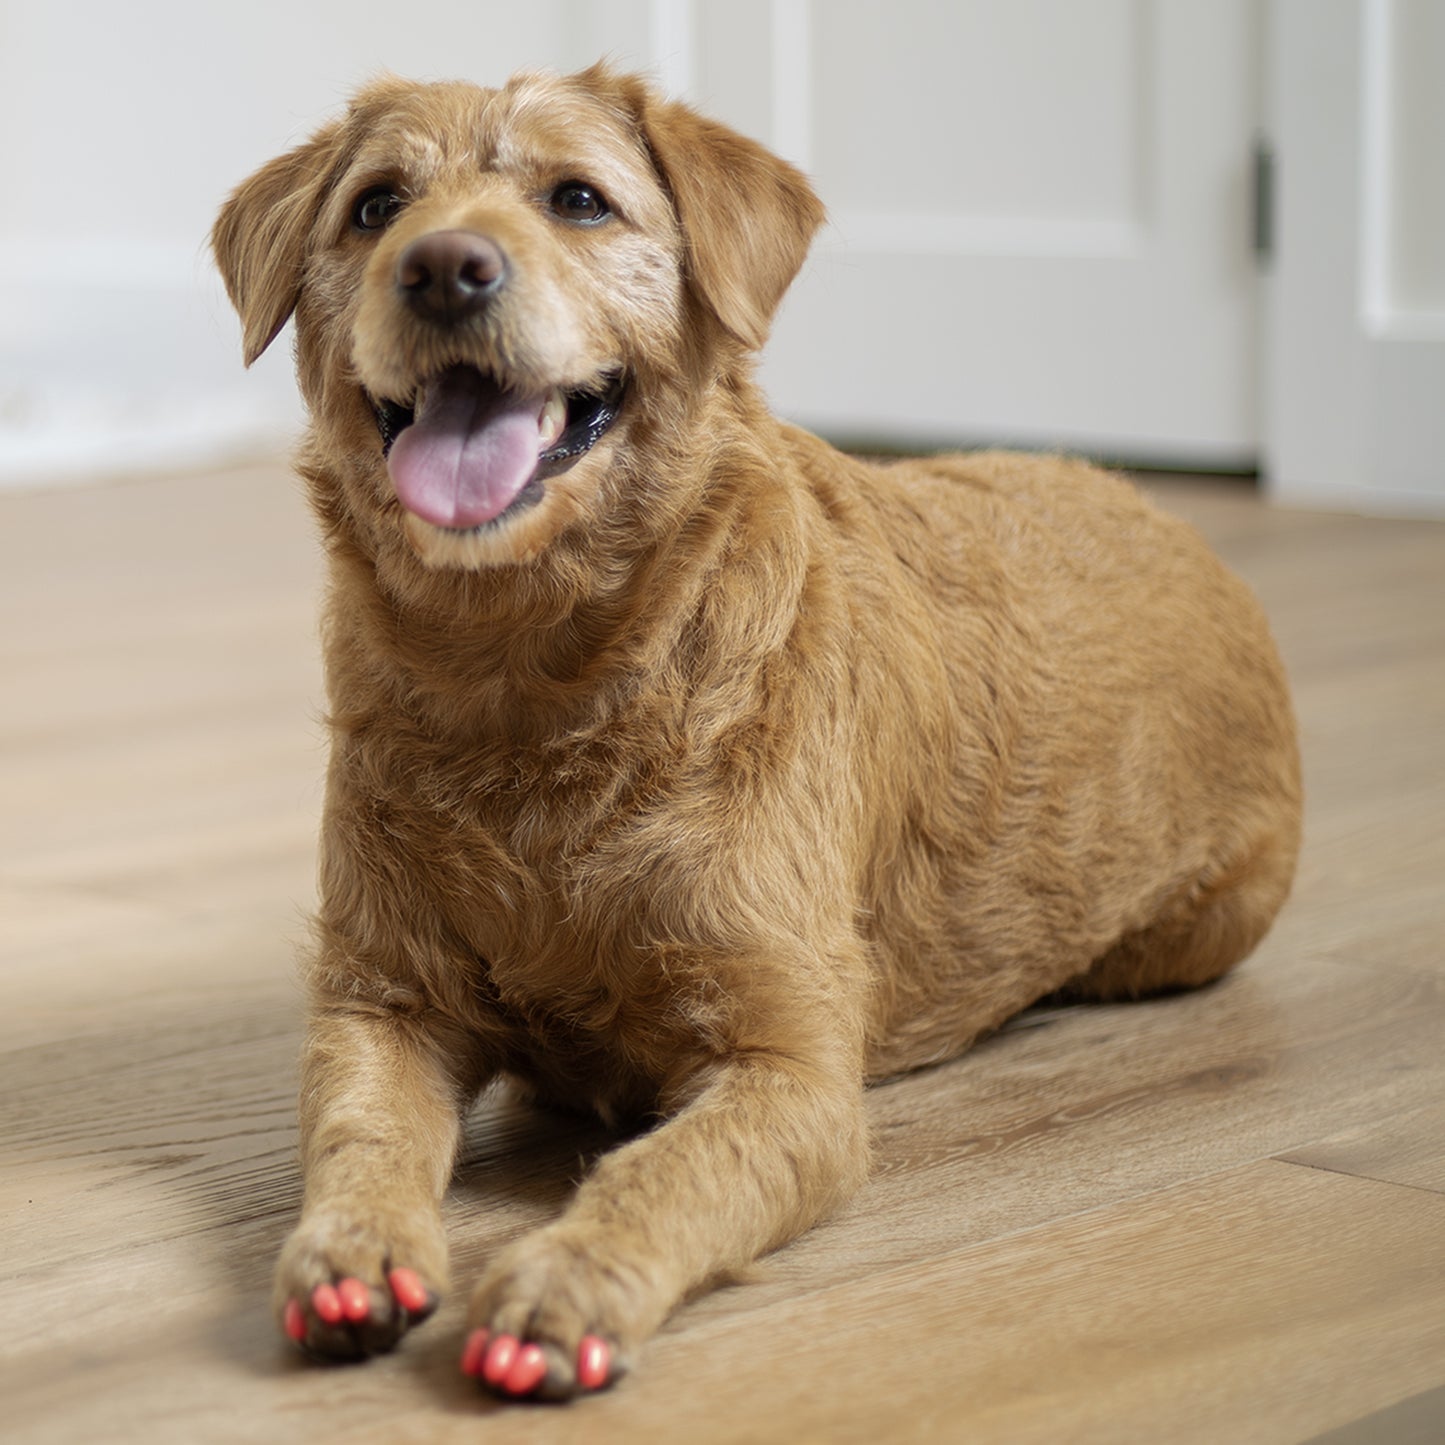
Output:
[
  {"left": 311, "top": 1283, "right": 343, "bottom": 1325},
  {"left": 283, "top": 1298, "right": 307, "bottom": 1343},
  {"left": 337, "top": 1277, "right": 371, "bottom": 1323},
  {"left": 503, "top": 1343, "right": 548, "bottom": 1396},
  {"left": 388, "top": 1267, "right": 430, "bottom": 1313},
  {"left": 577, "top": 1334, "right": 611, "bottom": 1390},
  {"left": 460, "top": 1328, "right": 490, "bottom": 1377},
  {"left": 482, "top": 1334, "right": 520, "bottom": 1386}
]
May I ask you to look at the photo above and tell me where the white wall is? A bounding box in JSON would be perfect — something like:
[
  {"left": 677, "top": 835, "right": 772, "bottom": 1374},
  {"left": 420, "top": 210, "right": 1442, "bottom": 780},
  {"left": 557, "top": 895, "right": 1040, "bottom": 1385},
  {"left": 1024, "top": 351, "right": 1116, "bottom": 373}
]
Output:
[
  {"left": 0, "top": 0, "right": 656, "bottom": 487},
  {"left": 7, "top": 1, "right": 1441, "bottom": 511}
]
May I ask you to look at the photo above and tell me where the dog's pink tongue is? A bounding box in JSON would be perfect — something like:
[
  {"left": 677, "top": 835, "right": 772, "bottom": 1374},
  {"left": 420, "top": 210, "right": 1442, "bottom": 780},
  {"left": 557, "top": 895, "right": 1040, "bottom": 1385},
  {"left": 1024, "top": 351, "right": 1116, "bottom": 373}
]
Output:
[{"left": 387, "top": 369, "right": 546, "bottom": 528}]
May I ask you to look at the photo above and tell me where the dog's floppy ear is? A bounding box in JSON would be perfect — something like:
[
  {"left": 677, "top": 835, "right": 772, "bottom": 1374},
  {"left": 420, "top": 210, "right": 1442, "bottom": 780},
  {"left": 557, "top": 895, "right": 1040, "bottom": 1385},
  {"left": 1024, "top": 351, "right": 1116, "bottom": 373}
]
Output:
[
  {"left": 211, "top": 122, "right": 345, "bottom": 366},
  {"left": 610, "top": 71, "right": 825, "bottom": 351}
]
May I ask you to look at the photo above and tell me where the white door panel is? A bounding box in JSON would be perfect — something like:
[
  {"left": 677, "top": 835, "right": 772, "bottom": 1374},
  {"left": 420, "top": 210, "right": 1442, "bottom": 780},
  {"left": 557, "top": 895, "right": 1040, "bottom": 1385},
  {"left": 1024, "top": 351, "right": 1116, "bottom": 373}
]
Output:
[
  {"left": 673, "top": 0, "right": 1263, "bottom": 467},
  {"left": 1265, "top": 0, "right": 1445, "bottom": 513}
]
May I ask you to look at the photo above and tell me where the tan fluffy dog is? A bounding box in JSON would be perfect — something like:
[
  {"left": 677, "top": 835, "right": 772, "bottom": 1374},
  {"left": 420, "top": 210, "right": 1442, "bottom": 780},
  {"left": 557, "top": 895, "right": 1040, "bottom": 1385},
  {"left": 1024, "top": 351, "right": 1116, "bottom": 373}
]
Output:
[{"left": 213, "top": 64, "right": 1301, "bottom": 1400}]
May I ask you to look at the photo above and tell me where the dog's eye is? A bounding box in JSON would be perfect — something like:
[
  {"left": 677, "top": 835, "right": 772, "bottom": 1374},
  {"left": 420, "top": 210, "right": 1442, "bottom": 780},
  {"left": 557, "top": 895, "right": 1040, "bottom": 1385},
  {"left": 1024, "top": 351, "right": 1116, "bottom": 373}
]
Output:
[
  {"left": 352, "top": 187, "right": 406, "bottom": 232},
  {"left": 549, "top": 182, "right": 610, "bottom": 224}
]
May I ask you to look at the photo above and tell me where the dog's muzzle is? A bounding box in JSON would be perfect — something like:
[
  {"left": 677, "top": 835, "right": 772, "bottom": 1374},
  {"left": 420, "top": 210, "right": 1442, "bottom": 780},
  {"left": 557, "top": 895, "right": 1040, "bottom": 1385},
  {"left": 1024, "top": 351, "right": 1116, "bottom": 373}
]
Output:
[{"left": 363, "top": 228, "right": 625, "bottom": 531}]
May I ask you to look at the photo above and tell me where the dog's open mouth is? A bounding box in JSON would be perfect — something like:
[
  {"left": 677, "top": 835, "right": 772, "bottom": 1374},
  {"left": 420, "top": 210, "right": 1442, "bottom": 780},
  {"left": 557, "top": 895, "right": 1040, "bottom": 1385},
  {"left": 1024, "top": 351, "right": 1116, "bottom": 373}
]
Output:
[{"left": 371, "top": 368, "right": 623, "bottom": 531}]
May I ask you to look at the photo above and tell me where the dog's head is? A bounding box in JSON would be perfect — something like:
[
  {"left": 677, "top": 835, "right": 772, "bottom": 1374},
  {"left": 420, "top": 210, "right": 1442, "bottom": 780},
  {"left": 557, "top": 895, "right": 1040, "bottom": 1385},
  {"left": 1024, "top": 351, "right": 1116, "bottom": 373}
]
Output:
[{"left": 212, "top": 66, "right": 824, "bottom": 570}]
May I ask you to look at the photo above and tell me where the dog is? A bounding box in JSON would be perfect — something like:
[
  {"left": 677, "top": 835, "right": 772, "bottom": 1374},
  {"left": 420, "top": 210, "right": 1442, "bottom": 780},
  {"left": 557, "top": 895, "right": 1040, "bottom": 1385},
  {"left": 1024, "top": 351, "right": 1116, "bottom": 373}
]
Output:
[{"left": 212, "top": 63, "right": 1302, "bottom": 1401}]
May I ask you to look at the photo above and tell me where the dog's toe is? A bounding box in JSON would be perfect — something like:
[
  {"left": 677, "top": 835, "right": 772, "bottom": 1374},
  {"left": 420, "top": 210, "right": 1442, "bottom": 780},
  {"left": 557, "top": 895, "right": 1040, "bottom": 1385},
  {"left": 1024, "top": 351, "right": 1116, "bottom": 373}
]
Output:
[
  {"left": 462, "top": 1226, "right": 637, "bottom": 1400},
  {"left": 274, "top": 1216, "right": 444, "bottom": 1361},
  {"left": 280, "top": 1269, "right": 439, "bottom": 1360},
  {"left": 460, "top": 1327, "right": 618, "bottom": 1401}
]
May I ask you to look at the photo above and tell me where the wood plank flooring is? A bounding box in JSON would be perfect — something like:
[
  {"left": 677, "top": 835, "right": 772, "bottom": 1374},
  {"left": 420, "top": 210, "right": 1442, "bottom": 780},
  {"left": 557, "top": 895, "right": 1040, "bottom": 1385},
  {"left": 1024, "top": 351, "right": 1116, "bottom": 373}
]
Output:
[{"left": 2, "top": 462, "right": 1442, "bottom": 1444}]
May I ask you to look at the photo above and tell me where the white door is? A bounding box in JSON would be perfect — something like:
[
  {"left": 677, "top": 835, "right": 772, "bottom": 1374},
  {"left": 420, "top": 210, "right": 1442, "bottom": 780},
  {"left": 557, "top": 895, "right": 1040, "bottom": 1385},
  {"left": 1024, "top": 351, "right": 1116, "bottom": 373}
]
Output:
[
  {"left": 638, "top": 0, "right": 1264, "bottom": 470},
  {"left": 8, "top": 1, "right": 1438, "bottom": 512},
  {"left": 1264, "top": 0, "right": 1445, "bottom": 513}
]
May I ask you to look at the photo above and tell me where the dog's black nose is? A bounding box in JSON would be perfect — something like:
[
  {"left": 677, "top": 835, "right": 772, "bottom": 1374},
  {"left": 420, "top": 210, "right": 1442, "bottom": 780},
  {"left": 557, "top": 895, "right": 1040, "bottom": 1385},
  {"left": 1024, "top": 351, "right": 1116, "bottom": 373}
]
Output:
[{"left": 396, "top": 231, "right": 507, "bottom": 322}]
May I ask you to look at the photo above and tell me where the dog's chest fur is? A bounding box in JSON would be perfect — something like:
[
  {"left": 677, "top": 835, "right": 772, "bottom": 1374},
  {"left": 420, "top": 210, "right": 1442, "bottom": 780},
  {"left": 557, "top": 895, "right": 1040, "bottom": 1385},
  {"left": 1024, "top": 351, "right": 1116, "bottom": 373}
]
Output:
[{"left": 321, "top": 609, "right": 759, "bottom": 1110}]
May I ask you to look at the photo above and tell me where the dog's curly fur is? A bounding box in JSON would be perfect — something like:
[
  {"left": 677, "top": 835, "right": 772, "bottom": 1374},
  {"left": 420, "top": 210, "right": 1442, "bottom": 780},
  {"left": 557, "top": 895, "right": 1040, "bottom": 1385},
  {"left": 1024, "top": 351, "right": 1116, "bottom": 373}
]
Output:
[{"left": 213, "top": 64, "right": 1302, "bottom": 1399}]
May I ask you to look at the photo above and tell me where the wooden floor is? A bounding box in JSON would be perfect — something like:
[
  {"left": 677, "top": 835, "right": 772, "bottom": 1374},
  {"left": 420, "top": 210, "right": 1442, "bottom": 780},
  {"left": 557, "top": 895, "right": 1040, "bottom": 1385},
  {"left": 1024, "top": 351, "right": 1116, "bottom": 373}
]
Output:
[{"left": 2, "top": 461, "right": 1443, "bottom": 1445}]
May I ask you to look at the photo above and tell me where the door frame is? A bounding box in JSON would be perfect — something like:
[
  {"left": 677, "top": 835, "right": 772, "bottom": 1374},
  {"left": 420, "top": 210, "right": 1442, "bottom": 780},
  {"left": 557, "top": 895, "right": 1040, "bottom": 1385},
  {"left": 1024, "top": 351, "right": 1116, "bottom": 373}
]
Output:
[{"left": 1263, "top": 0, "right": 1445, "bottom": 515}]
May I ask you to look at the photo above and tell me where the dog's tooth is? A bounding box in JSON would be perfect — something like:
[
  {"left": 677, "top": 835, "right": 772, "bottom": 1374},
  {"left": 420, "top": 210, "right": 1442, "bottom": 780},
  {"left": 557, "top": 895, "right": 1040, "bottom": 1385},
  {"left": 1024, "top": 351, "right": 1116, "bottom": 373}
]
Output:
[{"left": 538, "top": 390, "right": 567, "bottom": 451}]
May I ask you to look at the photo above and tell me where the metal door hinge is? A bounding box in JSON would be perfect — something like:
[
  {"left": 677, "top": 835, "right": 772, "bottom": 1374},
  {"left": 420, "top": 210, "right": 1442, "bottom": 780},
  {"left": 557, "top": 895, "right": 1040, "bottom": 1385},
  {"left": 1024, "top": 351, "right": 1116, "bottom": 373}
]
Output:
[{"left": 1253, "top": 138, "right": 1275, "bottom": 264}]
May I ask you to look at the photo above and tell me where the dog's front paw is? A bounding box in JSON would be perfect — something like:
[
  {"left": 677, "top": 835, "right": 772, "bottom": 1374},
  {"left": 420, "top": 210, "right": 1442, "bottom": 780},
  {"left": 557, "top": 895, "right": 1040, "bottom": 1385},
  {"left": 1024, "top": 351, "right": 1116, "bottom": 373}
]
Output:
[
  {"left": 274, "top": 1206, "right": 446, "bottom": 1361},
  {"left": 461, "top": 1224, "right": 655, "bottom": 1400}
]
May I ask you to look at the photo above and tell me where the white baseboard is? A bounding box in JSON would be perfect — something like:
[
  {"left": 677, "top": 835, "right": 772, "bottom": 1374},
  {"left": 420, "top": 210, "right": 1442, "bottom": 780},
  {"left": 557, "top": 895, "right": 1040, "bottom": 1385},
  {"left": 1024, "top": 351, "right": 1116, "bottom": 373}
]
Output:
[
  {"left": 0, "top": 243, "right": 300, "bottom": 489},
  {"left": 0, "top": 400, "right": 298, "bottom": 491},
  {"left": 1265, "top": 475, "right": 1445, "bottom": 518}
]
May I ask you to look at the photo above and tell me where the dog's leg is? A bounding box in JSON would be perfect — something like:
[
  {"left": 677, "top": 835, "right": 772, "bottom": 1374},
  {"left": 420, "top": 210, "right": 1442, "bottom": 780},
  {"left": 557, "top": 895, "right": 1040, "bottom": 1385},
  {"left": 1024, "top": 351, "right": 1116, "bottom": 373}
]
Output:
[
  {"left": 461, "top": 1046, "right": 869, "bottom": 1399},
  {"left": 274, "top": 1001, "right": 478, "bottom": 1359}
]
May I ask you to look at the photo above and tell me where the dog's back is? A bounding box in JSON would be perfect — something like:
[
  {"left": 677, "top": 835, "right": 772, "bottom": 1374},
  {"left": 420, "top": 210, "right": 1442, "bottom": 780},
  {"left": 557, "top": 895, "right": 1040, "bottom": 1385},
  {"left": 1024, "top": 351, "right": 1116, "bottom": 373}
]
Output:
[{"left": 773, "top": 431, "right": 1301, "bottom": 1075}]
